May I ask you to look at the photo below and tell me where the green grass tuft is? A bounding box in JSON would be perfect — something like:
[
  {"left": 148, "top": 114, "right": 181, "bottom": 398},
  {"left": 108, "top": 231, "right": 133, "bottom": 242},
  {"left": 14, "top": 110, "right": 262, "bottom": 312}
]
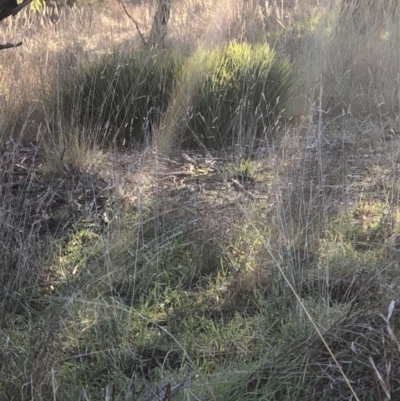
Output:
[
  {"left": 182, "top": 41, "right": 292, "bottom": 149},
  {"left": 61, "top": 50, "right": 184, "bottom": 147}
]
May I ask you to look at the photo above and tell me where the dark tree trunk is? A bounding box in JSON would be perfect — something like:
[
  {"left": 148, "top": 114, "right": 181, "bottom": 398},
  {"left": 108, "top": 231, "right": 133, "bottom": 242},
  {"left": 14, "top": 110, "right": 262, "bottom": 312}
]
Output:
[{"left": 148, "top": 0, "right": 171, "bottom": 49}]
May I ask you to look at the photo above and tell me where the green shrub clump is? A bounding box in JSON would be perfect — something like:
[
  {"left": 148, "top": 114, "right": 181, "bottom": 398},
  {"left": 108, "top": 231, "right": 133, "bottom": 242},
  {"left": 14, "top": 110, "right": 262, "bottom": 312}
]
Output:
[
  {"left": 62, "top": 50, "right": 183, "bottom": 146},
  {"left": 61, "top": 42, "right": 291, "bottom": 149},
  {"left": 182, "top": 41, "right": 292, "bottom": 148}
]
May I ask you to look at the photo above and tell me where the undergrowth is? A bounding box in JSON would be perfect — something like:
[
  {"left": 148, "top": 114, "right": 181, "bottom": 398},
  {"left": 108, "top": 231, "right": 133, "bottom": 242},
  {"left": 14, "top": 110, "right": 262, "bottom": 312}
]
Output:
[
  {"left": 59, "top": 41, "right": 291, "bottom": 150},
  {"left": 2, "top": 1, "right": 400, "bottom": 400},
  {"left": 60, "top": 50, "right": 184, "bottom": 147},
  {"left": 180, "top": 41, "right": 292, "bottom": 149}
]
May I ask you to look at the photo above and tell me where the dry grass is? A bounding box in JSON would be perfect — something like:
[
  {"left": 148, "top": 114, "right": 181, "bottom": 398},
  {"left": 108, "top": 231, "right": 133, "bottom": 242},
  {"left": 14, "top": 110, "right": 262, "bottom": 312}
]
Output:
[{"left": 2, "top": 0, "right": 400, "bottom": 400}]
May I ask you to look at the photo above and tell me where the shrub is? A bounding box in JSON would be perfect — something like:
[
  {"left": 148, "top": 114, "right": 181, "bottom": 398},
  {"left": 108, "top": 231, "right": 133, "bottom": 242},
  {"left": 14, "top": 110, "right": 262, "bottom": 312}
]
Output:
[
  {"left": 60, "top": 42, "right": 291, "bottom": 150},
  {"left": 181, "top": 41, "right": 292, "bottom": 149},
  {"left": 61, "top": 50, "right": 183, "bottom": 147}
]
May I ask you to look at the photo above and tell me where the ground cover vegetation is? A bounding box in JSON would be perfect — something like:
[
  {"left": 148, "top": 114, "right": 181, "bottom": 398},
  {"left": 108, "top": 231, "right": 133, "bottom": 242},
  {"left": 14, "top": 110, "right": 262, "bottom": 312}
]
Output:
[{"left": 1, "top": 0, "right": 400, "bottom": 400}]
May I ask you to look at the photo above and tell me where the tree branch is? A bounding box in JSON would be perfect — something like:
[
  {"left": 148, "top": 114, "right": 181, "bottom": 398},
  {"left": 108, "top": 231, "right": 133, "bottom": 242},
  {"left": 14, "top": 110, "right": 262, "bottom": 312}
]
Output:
[
  {"left": 0, "top": 0, "right": 35, "bottom": 49},
  {"left": 117, "top": 0, "right": 147, "bottom": 47},
  {"left": 0, "top": 41, "right": 22, "bottom": 49},
  {"left": 0, "top": 0, "right": 33, "bottom": 22}
]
